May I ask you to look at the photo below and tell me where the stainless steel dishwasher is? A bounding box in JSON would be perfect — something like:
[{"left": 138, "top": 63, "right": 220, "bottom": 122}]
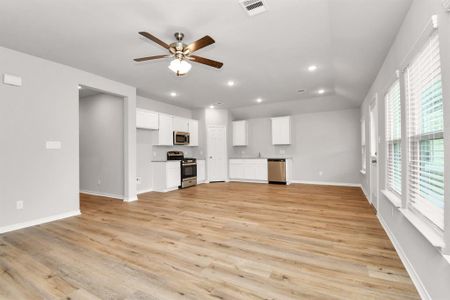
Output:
[{"left": 268, "top": 158, "right": 286, "bottom": 184}]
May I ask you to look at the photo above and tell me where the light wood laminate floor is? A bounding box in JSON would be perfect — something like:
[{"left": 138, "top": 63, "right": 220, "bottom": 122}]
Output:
[{"left": 0, "top": 183, "right": 418, "bottom": 299}]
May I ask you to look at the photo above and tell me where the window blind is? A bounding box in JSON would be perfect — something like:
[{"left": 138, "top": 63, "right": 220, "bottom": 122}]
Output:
[
  {"left": 385, "top": 80, "right": 402, "bottom": 194},
  {"left": 404, "top": 31, "right": 444, "bottom": 229}
]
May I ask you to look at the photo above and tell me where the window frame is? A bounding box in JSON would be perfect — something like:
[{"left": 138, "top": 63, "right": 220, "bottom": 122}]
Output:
[
  {"left": 403, "top": 28, "right": 445, "bottom": 233},
  {"left": 385, "top": 79, "right": 402, "bottom": 198}
]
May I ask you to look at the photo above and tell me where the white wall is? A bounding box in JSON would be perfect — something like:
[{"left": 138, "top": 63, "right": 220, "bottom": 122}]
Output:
[
  {"left": 0, "top": 46, "right": 137, "bottom": 232},
  {"left": 137, "top": 96, "right": 191, "bottom": 118},
  {"left": 136, "top": 96, "right": 195, "bottom": 194},
  {"left": 230, "top": 109, "right": 361, "bottom": 185},
  {"left": 79, "top": 93, "right": 124, "bottom": 198},
  {"left": 360, "top": 0, "right": 450, "bottom": 298}
]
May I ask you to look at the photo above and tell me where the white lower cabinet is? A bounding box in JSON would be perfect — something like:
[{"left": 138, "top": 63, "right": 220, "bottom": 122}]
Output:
[
  {"left": 197, "top": 160, "right": 206, "bottom": 183},
  {"left": 229, "top": 159, "right": 268, "bottom": 181},
  {"left": 152, "top": 161, "right": 180, "bottom": 192}
]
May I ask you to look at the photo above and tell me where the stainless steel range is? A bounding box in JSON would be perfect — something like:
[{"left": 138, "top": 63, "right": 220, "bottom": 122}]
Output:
[{"left": 167, "top": 151, "right": 197, "bottom": 189}]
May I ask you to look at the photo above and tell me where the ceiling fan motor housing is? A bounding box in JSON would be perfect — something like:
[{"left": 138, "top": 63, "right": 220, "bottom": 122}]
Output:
[{"left": 174, "top": 32, "right": 184, "bottom": 41}]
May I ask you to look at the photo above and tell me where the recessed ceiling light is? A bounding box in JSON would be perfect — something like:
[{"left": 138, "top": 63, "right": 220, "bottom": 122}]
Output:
[
  {"left": 256, "top": 98, "right": 263, "bottom": 103},
  {"left": 209, "top": 105, "right": 215, "bottom": 109},
  {"left": 78, "top": 85, "right": 82, "bottom": 90},
  {"left": 308, "top": 65, "right": 318, "bottom": 72},
  {"left": 170, "top": 92, "right": 177, "bottom": 97},
  {"left": 227, "top": 80, "right": 235, "bottom": 87},
  {"left": 318, "top": 89, "right": 325, "bottom": 94}
]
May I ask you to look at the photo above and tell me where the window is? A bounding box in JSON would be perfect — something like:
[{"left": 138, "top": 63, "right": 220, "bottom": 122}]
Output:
[
  {"left": 361, "top": 119, "right": 366, "bottom": 172},
  {"left": 404, "top": 31, "right": 444, "bottom": 230},
  {"left": 385, "top": 80, "right": 402, "bottom": 195}
]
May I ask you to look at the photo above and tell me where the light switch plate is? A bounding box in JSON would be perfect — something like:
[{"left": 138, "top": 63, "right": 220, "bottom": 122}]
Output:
[
  {"left": 3, "top": 74, "right": 22, "bottom": 86},
  {"left": 46, "top": 141, "right": 62, "bottom": 149}
]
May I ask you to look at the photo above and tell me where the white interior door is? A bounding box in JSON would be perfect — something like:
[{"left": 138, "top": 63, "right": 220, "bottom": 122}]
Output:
[
  {"left": 369, "top": 96, "right": 379, "bottom": 210},
  {"left": 207, "top": 126, "right": 227, "bottom": 182}
]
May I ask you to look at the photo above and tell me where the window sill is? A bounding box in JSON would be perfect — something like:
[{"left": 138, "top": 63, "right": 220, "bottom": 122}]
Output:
[
  {"left": 399, "top": 208, "right": 445, "bottom": 248},
  {"left": 360, "top": 169, "right": 366, "bottom": 175},
  {"left": 381, "top": 190, "right": 401, "bottom": 208}
]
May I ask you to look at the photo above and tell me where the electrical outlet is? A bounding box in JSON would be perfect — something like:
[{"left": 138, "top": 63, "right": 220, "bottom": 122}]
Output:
[
  {"left": 136, "top": 177, "right": 142, "bottom": 185},
  {"left": 153, "top": 151, "right": 157, "bottom": 157},
  {"left": 279, "top": 149, "right": 285, "bottom": 155},
  {"left": 391, "top": 207, "right": 394, "bottom": 216},
  {"left": 16, "top": 201, "right": 23, "bottom": 210},
  {"left": 97, "top": 179, "right": 101, "bottom": 185},
  {"left": 319, "top": 171, "right": 323, "bottom": 176}
]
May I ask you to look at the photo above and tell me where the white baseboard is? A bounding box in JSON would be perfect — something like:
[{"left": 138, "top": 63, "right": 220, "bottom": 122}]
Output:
[
  {"left": 378, "top": 215, "right": 431, "bottom": 300},
  {"left": 124, "top": 196, "right": 138, "bottom": 202},
  {"left": 361, "top": 185, "right": 369, "bottom": 201},
  {"left": 152, "top": 186, "right": 179, "bottom": 193},
  {"left": 290, "top": 180, "right": 361, "bottom": 187},
  {"left": 0, "top": 210, "right": 81, "bottom": 234},
  {"left": 137, "top": 188, "right": 153, "bottom": 195},
  {"left": 80, "top": 189, "right": 124, "bottom": 200},
  {"left": 229, "top": 179, "right": 267, "bottom": 184}
]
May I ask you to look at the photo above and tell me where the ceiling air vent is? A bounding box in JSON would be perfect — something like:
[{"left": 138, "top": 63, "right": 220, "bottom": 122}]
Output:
[{"left": 239, "top": 0, "right": 267, "bottom": 16}]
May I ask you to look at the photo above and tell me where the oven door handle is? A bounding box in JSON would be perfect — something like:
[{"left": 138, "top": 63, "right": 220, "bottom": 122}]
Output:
[{"left": 182, "top": 163, "right": 197, "bottom": 166}]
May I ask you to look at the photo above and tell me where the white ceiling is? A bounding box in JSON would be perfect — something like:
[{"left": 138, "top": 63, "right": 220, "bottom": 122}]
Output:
[{"left": 0, "top": 0, "right": 412, "bottom": 111}]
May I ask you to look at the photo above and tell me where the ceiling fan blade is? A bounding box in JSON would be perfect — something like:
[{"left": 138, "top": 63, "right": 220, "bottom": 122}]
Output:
[
  {"left": 138, "top": 32, "right": 170, "bottom": 49},
  {"left": 186, "top": 35, "right": 215, "bottom": 53},
  {"left": 133, "top": 55, "right": 168, "bottom": 62},
  {"left": 188, "top": 55, "right": 223, "bottom": 69}
]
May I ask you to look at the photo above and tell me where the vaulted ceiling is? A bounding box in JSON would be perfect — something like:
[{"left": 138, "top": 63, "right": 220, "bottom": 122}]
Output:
[{"left": 0, "top": 0, "right": 412, "bottom": 111}]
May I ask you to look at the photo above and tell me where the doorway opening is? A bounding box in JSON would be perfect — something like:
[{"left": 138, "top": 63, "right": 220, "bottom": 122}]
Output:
[{"left": 79, "top": 86, "right": 125, "bottom": 201}]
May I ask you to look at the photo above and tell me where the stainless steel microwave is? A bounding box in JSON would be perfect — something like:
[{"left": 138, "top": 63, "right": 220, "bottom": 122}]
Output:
[{"left": 173, "top": 131, "right": 190, "bottom": 145}]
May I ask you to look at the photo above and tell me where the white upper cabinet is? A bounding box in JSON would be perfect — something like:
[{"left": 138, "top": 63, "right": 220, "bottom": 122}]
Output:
[
  {"left": 153, "top": 113, "right": 174, "bottom": 146},
  {"left": 136, "top": 108, "right": 159, "bottom": 130},
  {"left": 188, "top": 119, "right": 199, "bottom": 146},
  {"left": 232, "top": 120, "right": 248, "bottom": 146},
  {"left": 138, "top": 109, "right": 199, "bottom": 147},
  {"left": 271, "top": 116, "right": 291, "bottom": 145},
  {"left": 173, "top": 116, "right": 189, "bottom": 132}
]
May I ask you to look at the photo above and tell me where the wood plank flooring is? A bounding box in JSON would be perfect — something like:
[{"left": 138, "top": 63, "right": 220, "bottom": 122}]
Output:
[{"left": 0, "top": 183, "right": 419, "bottom": 299}]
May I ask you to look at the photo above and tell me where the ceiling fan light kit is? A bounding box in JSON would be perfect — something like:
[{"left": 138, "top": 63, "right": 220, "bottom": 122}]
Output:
[
  {"left": 134, "top": 31, "right": 223, "bottom": 76},
  {"left": 168, "top": 59, "right": 192, "bottom": 76}
]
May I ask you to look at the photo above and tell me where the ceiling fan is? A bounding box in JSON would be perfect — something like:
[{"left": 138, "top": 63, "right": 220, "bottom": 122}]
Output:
[{"left": 134, "top": 32, "right": 223, "bottom": 76}]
